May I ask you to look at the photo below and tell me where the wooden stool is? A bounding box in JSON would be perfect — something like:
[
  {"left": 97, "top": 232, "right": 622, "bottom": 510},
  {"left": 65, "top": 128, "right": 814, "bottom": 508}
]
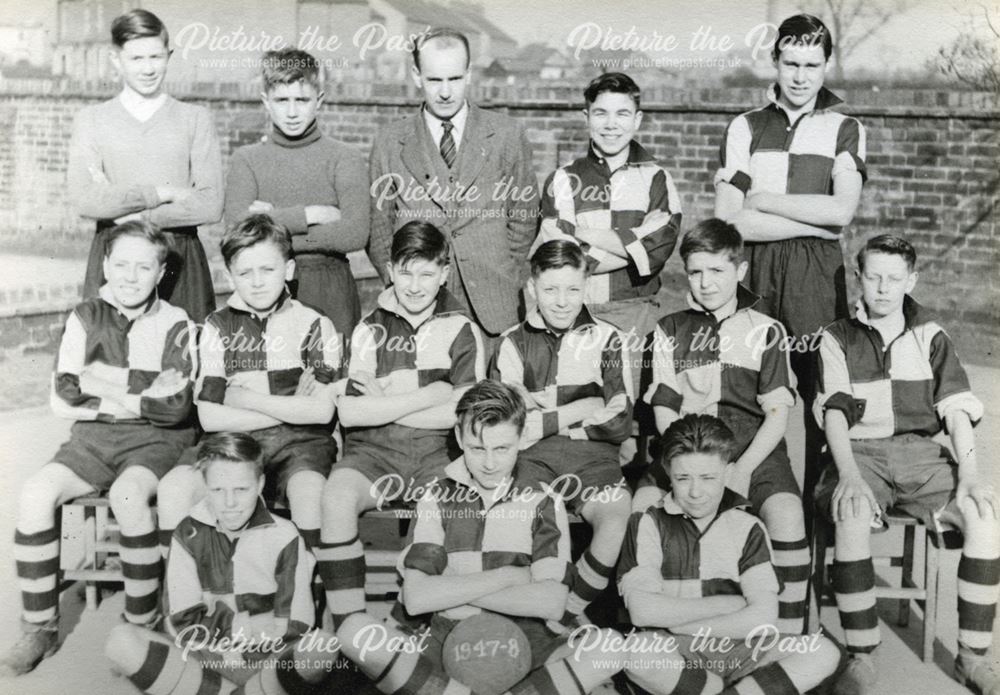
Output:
[
  {"left": 812, "top": 511, "right": 948, "bottom": 662},
  {"left": 60, "top": 494, "right": 124, "bottom": 609}
]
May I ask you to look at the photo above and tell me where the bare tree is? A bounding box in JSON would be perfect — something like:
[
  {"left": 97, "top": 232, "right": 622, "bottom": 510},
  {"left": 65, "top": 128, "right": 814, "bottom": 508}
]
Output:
[
  {"left": 932, "top": 3, "right": 1000, "bottom": 92},
  {"left": 807, "top": 0, "right": 910, "bottom": 82}
]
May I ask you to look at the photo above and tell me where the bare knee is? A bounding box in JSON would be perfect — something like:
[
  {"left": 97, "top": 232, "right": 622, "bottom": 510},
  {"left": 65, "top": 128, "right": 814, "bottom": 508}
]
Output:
[
  {"left": 286, "top": 471, "right": 325, "bottom": 528},
  {"left": 761, "top": 493, "right": 806, "bottom": 540},
  {"left": 322, "top": 470, "right": 369, "bottom": 520},
  {"left": 108, "top": 475, "right": 155, "bottom": 528},
  {"left": 156, "top": 466, "right": 202, "bottom": 528},
  {"left": 105, "top": 623, "right": 151, "bottom": 674}
]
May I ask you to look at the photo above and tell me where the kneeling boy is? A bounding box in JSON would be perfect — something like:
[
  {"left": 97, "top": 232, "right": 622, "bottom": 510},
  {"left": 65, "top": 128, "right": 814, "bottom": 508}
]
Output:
[
  {"left": 338, "top": 380, "right": 623, "bottom": 694},
  {"left": 620, "top": 414, "right": 839, "bottom": 695},
  {"left": 814, "top": 235, "right": 998, "bottom": 695},
  {"left": 1, "top": 221, "right": 196, "bottom": 675}
]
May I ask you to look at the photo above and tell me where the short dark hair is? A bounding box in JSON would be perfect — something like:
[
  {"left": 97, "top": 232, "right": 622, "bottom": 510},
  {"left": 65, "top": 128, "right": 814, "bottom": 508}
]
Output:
[
  {"left": 111, "top": 9, "right": 169, "bottom": 49},
  {"left": 412, "top": 27, "right": 471, "bottom": 71},
  {"left": 584, "top": 72, "right": 641, "bottom": 110},
  {"left": 262, "top": 48, "right": 322, "bottom": 93},
  {"left": 659, "top": 414, "right": 736, "bottom": 470},
  {"left": 103, "top": 220, "right": 170, "bottom": 265},
  {"left": 680, "top": 219, "right": 744, "bottom": 264},
  {"left": 857, "top": 234, "right": 917, "bottom": 273},
  {"left": 530, "top": 239, "right": 588, "bottom": 277},
  {"left": 456, "top": 380, "right": 527, "bottom": 437},
  {"left": 773, "top": 14, "right": 833, "bottom": 61},
  {"left": 221, "top": 214, "right": 292, "bottom": 268},
  {"left": 194, "top": 432, "right": 264, "bottom": 478},
  {"left": 391, "top": 221, "right": 449, "bottom": 268}
]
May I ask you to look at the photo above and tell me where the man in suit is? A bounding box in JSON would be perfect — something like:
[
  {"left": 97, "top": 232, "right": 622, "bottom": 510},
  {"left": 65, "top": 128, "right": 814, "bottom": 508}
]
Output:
[{"left": 368, "top": 27, "right": 539, "bottom": 339}]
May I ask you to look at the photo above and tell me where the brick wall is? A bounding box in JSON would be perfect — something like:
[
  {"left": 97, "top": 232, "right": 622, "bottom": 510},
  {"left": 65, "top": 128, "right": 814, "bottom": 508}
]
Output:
[{"left": 0, "top": 88, "right": 997, "bottom": 352}]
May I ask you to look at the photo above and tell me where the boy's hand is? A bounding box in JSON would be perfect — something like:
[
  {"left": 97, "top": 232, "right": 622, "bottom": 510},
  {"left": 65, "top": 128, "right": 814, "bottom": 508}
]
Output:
[
  {"left": 295, "top": 368, "right": 317, "bottom": 397},
  {"left": 725, "top": 462, "right": 753, "bottom": 499},
  {"left": 224, "top": 385, "right": 252, "bottom": 409},
  {"left": 114, "top": 211, "right": 145, "bottom": 224},
  {"left": 832, "top": 472, "right": 879, "bottom": 522},
  {"left": 142, "top": 369, "right": 187, "bottom": 398},
  {"left": 248, "top": 200, "right": 274, "bottom": 214},
  {"left": 305, "top": 205, "right": 342, "bottom": 225},
  {"left": 155, "top": 185, "right": 192, "bottom": 204},
  {"left": 353, "top": 372, "right": 387, "bottom": 397},
  {"left": 633, "top": 209, "right": 674, "bottom": 238},
  {"left": 957, "top": 474, "right": 998, "bottom": 520}
]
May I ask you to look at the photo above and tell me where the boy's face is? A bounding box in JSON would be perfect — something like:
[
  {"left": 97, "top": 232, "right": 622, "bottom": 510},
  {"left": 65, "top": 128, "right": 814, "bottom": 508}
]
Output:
[
  {"left": 112, "top": 36, "right": 170, "bottom": 98},
  {"left": 529, "top": 265, "right": 587, "bottom": 332},
  {"left": 388, "top": 257, "right": 449, "bottom": 317},
  {"left": 858, "top": 251, "right": 916, "bottom": 320},
  {"left": 668, "top": 451, "right": 728, "bottom": 521},
  {"left": 457, "top": 420, "right": 521, "bottom": 490},
  {"left": 774, "top": 43, "right": 828, "bottom": 111},
  {"left": 411, "top": 40, "right": 469, "bottom": 121},
  {"left": 102, "top": 236, "right": 165, "bottom": 310},
  {"left": 263, "top": 81, "right": 323, "bottom": 138},
  {"left": 228, "top": 241, "right": 295, "bottom": 314},
  {"left": 585, "top": 91, "right": 642, "bottom": 160},
  {"left": 203, "top": 460, "right": 264, "bottom": 532},
  {"left": 684, "top": 250, "right": 747, "bottom": 313}
]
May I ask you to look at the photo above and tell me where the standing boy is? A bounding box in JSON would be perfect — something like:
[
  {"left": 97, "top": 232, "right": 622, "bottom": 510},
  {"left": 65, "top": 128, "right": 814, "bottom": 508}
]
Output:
[
  {"left": 337, "top": 380, "right": 623, "bottom": 694},
  {"left": 0, "top": 221, "right": 196, "bottom": 676},
  {"left": 492, "top": 239, "right": 633, "bottom": 627},
  {"left": 714, "top": 14, "right": 866, "bottom": 511},
  {"left": 317, "top": 221, "right": 485, "bottom": 632},
  {"left": 814, "top": 235, "right": 998, "bottom": 695},
  {"left": 537, "top": 72, "right": 683, "bottom": 391},
  {"left": 156, "top": 214, "right": 341, "bottom": 552},
  {"left": 225, "top": 48, "right": 369, "bottom": 338},
  {"left": 635, "top": 219, "right": 810, "bottom": 634},
  {"left": 620, "top": 414, "right": 840, "bottom": 695}
]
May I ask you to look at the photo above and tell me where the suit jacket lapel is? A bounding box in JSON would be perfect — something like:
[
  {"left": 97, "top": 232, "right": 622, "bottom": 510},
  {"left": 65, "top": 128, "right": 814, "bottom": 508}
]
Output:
[
  {"left": 399, "top": 113, "right": 449, "bottom": 212},
  {"left": 455, "top": 104, "right": 490, "bottom": 187}
]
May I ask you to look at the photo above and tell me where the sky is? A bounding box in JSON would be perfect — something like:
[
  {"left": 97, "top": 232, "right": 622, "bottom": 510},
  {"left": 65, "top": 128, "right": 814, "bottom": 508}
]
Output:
[{"left": 0, "top": 0, "right": 995, "bottom": 74}]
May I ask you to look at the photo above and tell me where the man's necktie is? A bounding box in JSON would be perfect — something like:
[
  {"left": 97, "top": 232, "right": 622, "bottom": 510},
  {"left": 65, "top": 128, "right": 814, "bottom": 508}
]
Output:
[{"left": 440, "top": 120, "right": 457, "bottom": 168}]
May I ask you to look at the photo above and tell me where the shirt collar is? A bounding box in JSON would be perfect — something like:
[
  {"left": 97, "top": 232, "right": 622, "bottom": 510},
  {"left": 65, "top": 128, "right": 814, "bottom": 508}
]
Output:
[
  {"left": 189, "top": 497, "right": 276, "bottom": 532},
  {"left": 854, "top": 294, "right": 925, "bottom": 330},
  {"left": 226, "top": 288, "right": 293, "bottom": 318},
  {"left": 586, "top": 139, "right": 655, "bottom": 173},
  {"left": 525, "top": 305, "right": 597, "bottom": 335},
  {"left": 119, "top": 90, "right": 168, "bottom": 121},
  {"left": 765, "top": 84, "right": 844, "bottom": 115},
  {"left": 685, "top": 284, "right": 760, "bottom": 319},
  {"left": 423, "top": 102, "right": 469, "bottom": 144},
  {"left": 659, "top": 488, "right": 750, "bottom": 520},
  {"left": 98, "top": 283, "right": 159, "bottom": 318}
]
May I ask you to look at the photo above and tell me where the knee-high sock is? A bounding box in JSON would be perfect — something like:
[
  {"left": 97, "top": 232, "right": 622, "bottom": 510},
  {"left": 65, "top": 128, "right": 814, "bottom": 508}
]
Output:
[
  {"left": 120, "top": 530, "right": 163, "bottom": 625},
  {"left": 315, "top": 535, "right": 365, "bottom": 631},
  {"left": 561, "top": 549, "right": 614, "bottom": 624},
  {"left": 371, "top": 647, "right": 469, "bottom": 695},
  {"left": 14, "top": 527, "right": 60, "bottom": 626},
  {"left": 299, "top": 528, "right": 320, "bottom": 552},
  {"left": 772, "top": 537, "right": 811, "bottom": 634},
  {"left": 831, "top": 558, "right": 880, "bottom": 654},
  {"left": 158, "top": 529, "right": 173, "bottom": 561},
  {"left": 128, "top": 640, "right": 235, "bottom": 695},
  {"left": 721, "top": 662, "right": 800, "bottom": 695},
  {"left": 957, "top": 554, "right": 1000, "bottom": 656}
]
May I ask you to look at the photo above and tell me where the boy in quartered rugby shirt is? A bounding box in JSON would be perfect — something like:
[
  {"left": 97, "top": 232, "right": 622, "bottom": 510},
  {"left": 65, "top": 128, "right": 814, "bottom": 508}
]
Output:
[
  {"left": 633, "top": 219, "right": 809, "bottom": 635},
  {"left": 317, "top": 220, "right": 485, "bottom": 633},
  {"left": 0, "top": 221, "right": 196, "bottom": 676},
  {"left": 156, "top": 214, "right": 342, "bottom": 554},
  {"left": 336, "top": 380, "right": 623, "bottom": 694},
  {"left": 619, "top": 414, "right": 839, "bottom": 695},
  {"left": 814, "top": 235, "right": 998, "bottom": 695},
  {"left": 492, "top": 239, "right": 633, "bottom": 628}
]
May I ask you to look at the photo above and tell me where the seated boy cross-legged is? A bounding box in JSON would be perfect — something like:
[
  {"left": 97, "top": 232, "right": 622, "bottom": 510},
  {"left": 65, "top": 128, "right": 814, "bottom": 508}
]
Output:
[
  {"left": 337, "top": 380, "right": 624, "bottom": 694},
  {"left": 633, "top": 219, "right": 809, "bottom": 634},
  {"left": 318, "top": 221, "right": 486, "bottom": 633},
  {"left": 0, "top": 221, "right": 197, "bottom": 676},
  {"left": 157, "top": 214, "right": 342, "bottom": 552},
  {"left": 620, "top": 414, "right": 840, "bottom": 695},
  {"left": 492, "top": 239, "right": 635, "bottom": 627},
  {"left": 814, "top": 234, "right": 999, "bottom": 695},
  {"left": 106, "top": 432, "right": 342, "bottom": 695}
]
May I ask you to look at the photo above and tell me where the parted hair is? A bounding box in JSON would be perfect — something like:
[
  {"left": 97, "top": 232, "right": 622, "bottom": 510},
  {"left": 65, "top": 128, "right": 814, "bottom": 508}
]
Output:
[
  {"left": 111, "top": 9, "right": 169, "bottom": 48},
  {"left": 659, "top": 414, "right": 737, "bottom": 469},
  {"left": 857, "top": 234, "right": 917, "bottom": 272},
  {"left": 456, "top": 380, "right": 527, "bottom": 437},
  {"left": 103, "top": 220, "right": 171, "bottom": 265},
  {"left": 391, "top": 221, "right": 450, "bottom": 267},
  {"left": 221, "top": 214, "right": 292, "bottom": 267},
  {"left": 530, "top": 239, "right": 588, "bottom": 277},
  {"left": 194, "top": 432, "right": 265, "bottom": 478},
  {"left": 262, "top": 48, "right": 323, "bottom": 93},
  {"left": 680, "top": 218, "right": 744, "bottom": 264},
  {"left": 584, "top": 72, "right": 641, "bottom": 110}
]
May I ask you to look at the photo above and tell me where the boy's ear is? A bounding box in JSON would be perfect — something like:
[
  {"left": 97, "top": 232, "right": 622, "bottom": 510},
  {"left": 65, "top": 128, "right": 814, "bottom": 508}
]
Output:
[
  {"left": 736, "top": 259, "right": 749, "bottom": 282},
  {"left": 410, "top": 64, "right": 422, "bottom": 89},
  {"left": 454, "top": 423, "right": 464, "bottom": 449},
  {"left": 284, "top": 258, "right": 296, "bottom": 282},
  {"left": 905, "top": 270, "right": 918, "bottom": 294},
  {"left": 155, "top": 261, "right": 167, "bottom": 286},
  {"left": 634, "top": 109, "right": 643, "bottom": 130},
  {"left": 256, "top": 475, "right": 265, "bottom": 497},
  {"left": 316, "top": 90, "right": 326, "bottom": 106},
  {"left": 580, "top": 107, "right": 590, "bottom": 126},
  {"left": 526, "top": 277, "right": 537, "bottom": 301},
  {"left": 439, "top": 262, "right": 450, "bottom": 285},
  {"left": 385, "top": 262, "right": 395, "bottom": 283}
]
